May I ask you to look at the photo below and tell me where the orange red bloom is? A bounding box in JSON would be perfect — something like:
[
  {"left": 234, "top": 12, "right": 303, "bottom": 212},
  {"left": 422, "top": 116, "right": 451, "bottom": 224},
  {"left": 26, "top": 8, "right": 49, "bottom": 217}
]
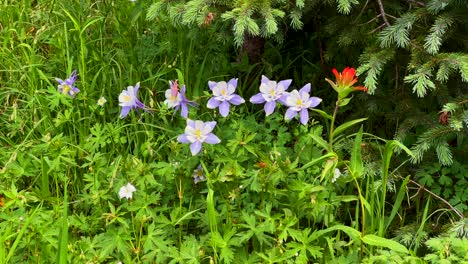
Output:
[{"left": 326, "top": 67, "right": 368, "bottom": 99}]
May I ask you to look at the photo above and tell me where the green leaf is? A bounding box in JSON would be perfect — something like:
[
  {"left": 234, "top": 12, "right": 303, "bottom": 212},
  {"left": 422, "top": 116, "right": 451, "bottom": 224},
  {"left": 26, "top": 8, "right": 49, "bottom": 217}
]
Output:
[
  {"left": 332, "top": 118, "right": 367, "bottom": 140},
  {"left": 386, "top": 175, "right": 410, "bottom": 229},
  {"left": 350, "top": 126, "right": 363, "bottom": 178},
  {"left": 338, "top": 97, "right": 352, "bottom": 107},
  {"left": 438, "top": 175, "right": 453, "bottom": 186},
  {"left": 311, "top": 224, "right": 361, "bottom": 243},
  {"left": 301, "top": 152, "right": 337, "bottom": 170},
  {"left": 308, "top": 132, "right": 330, "bottom": 151},
  {"left": 362, "top": 234, "right": 409, "bottom": 254},
  {"left": 311, "top": 109, "right": 333, "bottom": 120}
]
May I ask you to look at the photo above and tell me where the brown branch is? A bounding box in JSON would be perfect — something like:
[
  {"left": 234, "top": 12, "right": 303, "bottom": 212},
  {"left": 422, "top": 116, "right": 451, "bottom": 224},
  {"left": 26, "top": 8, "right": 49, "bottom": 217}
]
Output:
[
  {"left": 404, "top": 176, "right": 464, "bottom": 220},
  {"left": 369, "top": 23, "right": 386, "bottom": 34},
  {"left": 359, "top": 13, "right": 382, "bottom": 26},
  {"left": 406, "top": 0, "right": 425, "bottom": 7},
  {"left": 376, "top": 0, "right": 391, "bottom": 26}
]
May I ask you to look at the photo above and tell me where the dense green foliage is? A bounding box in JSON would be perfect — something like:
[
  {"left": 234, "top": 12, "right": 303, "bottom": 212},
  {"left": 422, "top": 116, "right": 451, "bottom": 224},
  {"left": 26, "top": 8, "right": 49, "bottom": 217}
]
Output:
[{"left": 0, "top": 0, "right": 467, "bottom": 263}]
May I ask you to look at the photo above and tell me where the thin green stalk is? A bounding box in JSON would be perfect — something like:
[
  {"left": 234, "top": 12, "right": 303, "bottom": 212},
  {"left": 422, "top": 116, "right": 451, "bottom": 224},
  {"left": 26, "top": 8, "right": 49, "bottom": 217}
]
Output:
[
  {"left": 328, "top": 101, "right": 340, "bottom": 149},
  {"left": 352, "top": 176, "right": 366, "bottom": 259}
]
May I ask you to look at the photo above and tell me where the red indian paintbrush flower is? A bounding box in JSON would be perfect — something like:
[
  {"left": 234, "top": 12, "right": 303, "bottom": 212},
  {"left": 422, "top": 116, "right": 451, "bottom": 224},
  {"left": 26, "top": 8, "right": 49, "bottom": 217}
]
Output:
[{"left": 325, "top": 67, "right": 367, "bottom": 99}]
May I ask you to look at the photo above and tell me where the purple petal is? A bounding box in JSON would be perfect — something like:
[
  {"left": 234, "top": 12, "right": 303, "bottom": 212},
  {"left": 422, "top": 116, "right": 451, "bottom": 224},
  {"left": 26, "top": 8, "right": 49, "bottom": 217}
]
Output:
[
  {"left": 180, "top": 85, "right": 186, "bottom": 95},
  {"left": 177, "top": 134, "right": 190, "bottom": 143},
  {"left": 309, "top": 97, "right": 322, "bottom": 108},
  {"left": 55, "top": 78, "right": 64, "bottom": 84},
  {"left": 190, "top": 141, "right": 202, "bottom": 155},
  {"left": 264, "top": 101, "right": 276, "bottom": 116},
  {"left": 205, "top": 121, "right": 217, "bottom": 131},
  {"left": 219, "top": 101, "right": 230, "bottom": 117},
  {"left": 278, "top": 94, "right": 289, "bottom": 105},
  {"left": 285, "top": 108, "right": 297, "bottom": 120},
  {"left": 134, "top": 82, "right": 140, "bottom": 95},
  {"left": 261, "top": 75, "right": 270, "bottom": 85},
  {"left": 208, "top": 81, "right": 217, "bottom": 91},
  {"left": 300, "top": 109, "right": 309, "bottom": 125},
  {"left": 187, "top": 119, "right": 196, "bottom": 128},
  {"left": 180, "top": 103, "right": 188, "bottom": 118},
  {"left": 250, "top": 93, "right": 265, "bottom": 104},
  {"left": 205, "top": 133, "right": 220, "bottom": 144},
  {"left": 187, "top": 100, "right": 197, "bottom": 107},
  {"left": 300, "top": 83, "right": 311, "bottom": 94},
  {"left": 228, "top": 78, "right": 238, "bottom": 90},
  {"left": 207, "top": 97, "right": 221, "bottom": 109},
  {"left": 278, "top": 79, "right": 292, "bottom": 91},
  {"left": 229, "top": 95, "right": 245, "bottom": 105},
  {"left": 70, "top": 70, "right": 77, "bottom": 80},
  {"left": 135, "top": 99, "right": 148, "bottom": 111},
  {"left": 119, "top": 106, "right": 131, "bottom": 119}
]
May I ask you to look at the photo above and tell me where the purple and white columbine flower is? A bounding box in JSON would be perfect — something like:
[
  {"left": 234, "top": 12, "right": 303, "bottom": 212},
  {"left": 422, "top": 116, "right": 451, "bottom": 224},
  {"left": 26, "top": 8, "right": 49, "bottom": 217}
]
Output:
[
  {"left": 284, "top": 83, "right": 322, "bottom": 125},
  {"left": 164, "top": 80, "right": 195, "bottom": 118},
  {"left": 177, "top": 119, "right": 220, "bottom": 155},
  {"left": 207, "top": 78, "right": 245, "bottom": 117},
  {"left": 118, "top": 82, "right": 147, "bottom": 119},
  {"left": 192, "top": 165, "right": 206, "bottom": 184},
  {"left": 249, "top": 75, "right": 292, "bottom": 116},
  {"left": 55, "top": 70, "right": 80, "bottom": 97}
]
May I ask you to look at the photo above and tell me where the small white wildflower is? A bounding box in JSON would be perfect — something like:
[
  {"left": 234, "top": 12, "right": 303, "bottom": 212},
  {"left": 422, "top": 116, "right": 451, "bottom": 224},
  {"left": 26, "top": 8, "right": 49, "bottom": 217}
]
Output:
[
  {"left": 97, "top": 97, "right": 107, "bottom": 106},
  {"left": 119, "top": 183, "right": 136, "bottom": 200},
  {"left": 332, "top": 168, "right": 342, "bottom": 183}
]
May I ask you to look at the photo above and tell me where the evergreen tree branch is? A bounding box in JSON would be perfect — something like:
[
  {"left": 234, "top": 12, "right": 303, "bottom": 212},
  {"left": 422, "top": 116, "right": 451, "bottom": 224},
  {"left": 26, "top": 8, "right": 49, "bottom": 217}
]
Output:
[
  {"left": 376, "top": 0, "right": 390, "bottom": 26},
  {"left": 406, "top": 0, "right": 425, "bottom": 7}
]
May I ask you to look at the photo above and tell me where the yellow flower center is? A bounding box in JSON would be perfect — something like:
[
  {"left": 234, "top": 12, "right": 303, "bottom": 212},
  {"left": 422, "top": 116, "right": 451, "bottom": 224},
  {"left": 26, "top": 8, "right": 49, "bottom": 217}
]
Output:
[
  {"left": 194, "top": 129, "right": 203, "bottom": 139},
  {"left": 122, "top": 94, "right": 131, "bottom": 102},
  {"left": 296, "top": 99, "right": 303, "bottom": 107},
  {"left": 62, "top": 85, "right": 71, "bottom": 94}
]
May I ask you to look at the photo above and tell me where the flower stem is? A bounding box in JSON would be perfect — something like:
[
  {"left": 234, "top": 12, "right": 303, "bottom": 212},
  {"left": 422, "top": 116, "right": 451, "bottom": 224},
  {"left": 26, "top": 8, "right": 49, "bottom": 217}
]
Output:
[{"left": 328, "top": 100, "right": 340, "bottom": 149}]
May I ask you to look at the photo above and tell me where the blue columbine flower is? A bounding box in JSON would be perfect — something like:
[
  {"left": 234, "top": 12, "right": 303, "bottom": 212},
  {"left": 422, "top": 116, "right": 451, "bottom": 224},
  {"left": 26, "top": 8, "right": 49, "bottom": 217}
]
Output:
[
  {"left": 118, "top": 82, "right": 147, "bottom": 118},
  {"left": 284, "top": 83, "right": 322, "bottom": 125},
  {"left": 177, "top": 119, "right": 220, "bottom": 155},
  {"left": 55, "top": 70, "right": 80, "bottom": 97},
  {"left": 207, "top": 78, "right": 245, "bottom": 117},
  {"left": 249, "top": 75, "right": 291, "bottom": 116}
]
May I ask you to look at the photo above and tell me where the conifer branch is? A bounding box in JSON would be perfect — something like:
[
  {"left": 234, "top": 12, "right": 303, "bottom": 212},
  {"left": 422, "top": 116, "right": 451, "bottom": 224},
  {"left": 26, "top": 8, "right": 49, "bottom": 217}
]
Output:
[{"left": 376, "top": 0, "right": 390, "bottom": 26}]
